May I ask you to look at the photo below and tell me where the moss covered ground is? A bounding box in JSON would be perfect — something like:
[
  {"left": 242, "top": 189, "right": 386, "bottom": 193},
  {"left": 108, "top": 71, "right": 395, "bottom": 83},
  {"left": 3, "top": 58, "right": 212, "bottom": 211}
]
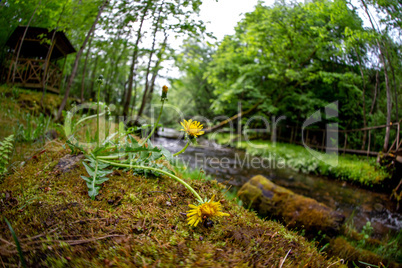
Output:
[
  {"left": 0, "top": 143, "right": 345, "bottom": 267},
  {"left": 0, "top": 86, "right": 345, "bottom": 267},
  {"left": 0, "top": 85, "right": 68, "bottom": 165}
]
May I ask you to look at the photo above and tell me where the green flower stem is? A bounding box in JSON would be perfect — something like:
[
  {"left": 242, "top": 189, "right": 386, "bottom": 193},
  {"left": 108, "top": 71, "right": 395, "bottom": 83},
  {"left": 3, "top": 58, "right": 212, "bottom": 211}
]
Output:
[
  {"left": 97, "top": 84, "right": 101, "bottom": 148},
  {"left": 91, "top": 160, "right": 99, "bottom": 200},
  {"left": 96, "top": 153, "right": 127, "bottom": 160},
  {"left": 98, "top": 159, "right": 203, "bottom": 203},
  {"left": 140, "top": 101, "right": 164, "bottom": 146},
  {"left": 173, "top": 141, "right": 190, "bottom": 157}
]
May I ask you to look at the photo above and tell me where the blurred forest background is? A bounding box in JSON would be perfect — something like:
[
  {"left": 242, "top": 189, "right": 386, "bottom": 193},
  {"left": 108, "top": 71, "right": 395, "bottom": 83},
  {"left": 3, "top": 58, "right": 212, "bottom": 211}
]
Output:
[{"left": 0, "top": 0, "right": 401, "bottom": 153}]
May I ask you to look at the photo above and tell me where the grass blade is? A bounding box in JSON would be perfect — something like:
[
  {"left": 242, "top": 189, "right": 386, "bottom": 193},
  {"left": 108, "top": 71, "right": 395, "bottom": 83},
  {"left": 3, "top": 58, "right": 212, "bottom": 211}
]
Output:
[{"left": 4, "top": 217, "right": 26, "bottom": 268}]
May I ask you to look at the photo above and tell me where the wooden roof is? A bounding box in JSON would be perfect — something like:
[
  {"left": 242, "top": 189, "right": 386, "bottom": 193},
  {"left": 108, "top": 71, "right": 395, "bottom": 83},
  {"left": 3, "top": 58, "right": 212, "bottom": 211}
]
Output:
[{"left": 5, "top": 26, "right": 76, "bottom": 60}]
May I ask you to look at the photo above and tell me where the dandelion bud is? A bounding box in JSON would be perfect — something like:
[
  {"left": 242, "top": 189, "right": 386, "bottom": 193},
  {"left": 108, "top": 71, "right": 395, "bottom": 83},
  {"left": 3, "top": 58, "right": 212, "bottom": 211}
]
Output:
[
  {"left": 97, "top": 75, "right": 104, "bottom": 85},
  {"left": 161, "top": 85, "right": 168, "bottom": 100}
]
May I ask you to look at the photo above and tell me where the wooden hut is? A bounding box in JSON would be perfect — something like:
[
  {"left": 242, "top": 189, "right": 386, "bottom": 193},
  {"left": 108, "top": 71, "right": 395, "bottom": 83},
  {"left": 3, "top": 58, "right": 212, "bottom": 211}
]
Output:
[{"left": 2, "top": 26, "right": 76, "bottom": 93}]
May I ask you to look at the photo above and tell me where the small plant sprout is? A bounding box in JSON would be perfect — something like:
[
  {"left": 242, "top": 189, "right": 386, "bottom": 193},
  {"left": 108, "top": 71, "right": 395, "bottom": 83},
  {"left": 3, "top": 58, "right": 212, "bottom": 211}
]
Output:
[{"left": 0, "top": 135, "right": 14, "bottom": 176}]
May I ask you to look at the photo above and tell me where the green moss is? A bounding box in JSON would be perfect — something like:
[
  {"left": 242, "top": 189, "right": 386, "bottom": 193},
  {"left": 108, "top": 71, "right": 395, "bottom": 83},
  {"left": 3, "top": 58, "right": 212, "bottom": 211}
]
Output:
[
  {"left": 0, "top": 145, "right": 344, "bottom": 267},
  {"left": 328, "top": 237, "right": 401, "bottom": 268},
  {"left": 0, "top": 85, "right": 70, "bottom": 166},
  {"left": 238, "top": 175, "right": 345, "bottom": 238},
  {"left": 0, "top": 85, "right": 66, "bottom": 118}
]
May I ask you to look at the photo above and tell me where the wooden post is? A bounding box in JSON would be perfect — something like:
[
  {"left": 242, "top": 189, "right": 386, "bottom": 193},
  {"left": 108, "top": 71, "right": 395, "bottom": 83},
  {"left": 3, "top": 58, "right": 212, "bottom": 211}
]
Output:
[
  {"left": 42, "top": 38, "right": 56, "bottom": 87},
  {"left": 397, "top": 122, "right": 400, "bottom": 152},
  {"left": 7, "top": 39, "right": 20, "bottom": 84},
  {"left": 321, "top": 129, "right": 326, "bottom": 152},
  {"left": 343, "top": 132, "right": 348, "bottom": 155},
  {"left": 367, "top": 130, "right": 371, "bottom": 160},
  {"left": 397, "top": 139, "right": 402, "bottom": 152},
  {"left": 277, "top": 126, "right": 281, "bottom": 145},
  {"left": 290, "top": 126, "right": 294, "bottom": 144},
  {"left": 306, "top": 129, "right": 309, "bottom": 146},
  {"left": 388, "top": 137, "right": 397, "bottom": 154}
]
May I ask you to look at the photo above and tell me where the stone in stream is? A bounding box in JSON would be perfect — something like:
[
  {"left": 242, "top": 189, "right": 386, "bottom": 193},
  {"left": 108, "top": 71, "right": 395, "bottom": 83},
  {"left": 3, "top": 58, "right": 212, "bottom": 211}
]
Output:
[{"left": 238, "top": 175, "right": 345, "bottom": 237}]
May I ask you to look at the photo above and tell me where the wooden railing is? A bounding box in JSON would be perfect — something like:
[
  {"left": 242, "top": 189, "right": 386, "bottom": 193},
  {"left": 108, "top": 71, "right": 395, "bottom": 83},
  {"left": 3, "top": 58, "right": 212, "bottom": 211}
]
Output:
[{"left": 5, "top": 58, "right": 62, "bottom": 93}]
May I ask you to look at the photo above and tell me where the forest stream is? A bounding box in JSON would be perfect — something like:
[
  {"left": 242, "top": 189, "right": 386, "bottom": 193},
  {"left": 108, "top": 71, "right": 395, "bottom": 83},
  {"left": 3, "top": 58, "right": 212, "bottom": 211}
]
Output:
[{"left": 154, "top": 137, "right": 402, "bottom": 239}]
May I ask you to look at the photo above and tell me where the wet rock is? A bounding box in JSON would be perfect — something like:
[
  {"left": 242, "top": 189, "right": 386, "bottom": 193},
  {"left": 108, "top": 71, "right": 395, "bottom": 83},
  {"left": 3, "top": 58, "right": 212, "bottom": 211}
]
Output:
[
  {"left": 238, "top": 175, "right": 345, "bottom": 237},
  {"left": 54, "top": 154, "right": 84, "bottom": 173},
  {"left": 374, "top": 203, "right": 384, "bottom": 212}
]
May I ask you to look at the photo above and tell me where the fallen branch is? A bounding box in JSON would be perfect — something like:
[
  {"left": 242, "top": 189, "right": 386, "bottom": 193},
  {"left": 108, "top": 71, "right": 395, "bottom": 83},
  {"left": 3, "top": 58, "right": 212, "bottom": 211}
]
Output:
[{"left": 204, "top": 101, "right": 262, "bottom": 133}]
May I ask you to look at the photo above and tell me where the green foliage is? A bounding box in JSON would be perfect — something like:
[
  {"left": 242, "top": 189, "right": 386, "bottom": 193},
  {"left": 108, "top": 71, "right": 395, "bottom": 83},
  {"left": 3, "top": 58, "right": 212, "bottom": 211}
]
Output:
[
  {"left": 15, "top": 113, "right": 52, "bottom": 142},
  {"left": 216, "top": 135, "right": 389, "bottom": 186},
  {"left": 201, "top": 0, "right": 402, "bottom": 153},
  {"left": 68, "top": 127, "right": 175, "bottom": 199},
  {"left": 176, "top": 164, "right": 212, "bottom": 182},
  {"left": 67, "top": 89, "right": 200, "bottom": 201},
  {"left": 347, "top": 221, "right": 402, "bottom": 263},
  {"left": 206, "top": 0, "right": 367, "bottom": 122},
  {"left": 358, "top": 221, "right": 374, "bottom": 247},
  {"left": 81, "top": 156, "right": 113, "bottom": 200},
  {"left": 0, "top": 135, "right": 14, "bottom": 176},
  {"left": 167, "top": 39, "right": 217, "bottom": 121}
]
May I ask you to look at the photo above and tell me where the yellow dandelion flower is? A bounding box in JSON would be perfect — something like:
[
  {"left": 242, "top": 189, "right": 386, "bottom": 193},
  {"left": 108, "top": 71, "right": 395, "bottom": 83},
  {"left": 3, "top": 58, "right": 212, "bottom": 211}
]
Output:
[
  {"left": 187, "top": 195, "right": 230, "bottom": 227},
  {"left": 180, "top": 119, "right": 205, "bottom": 138}
]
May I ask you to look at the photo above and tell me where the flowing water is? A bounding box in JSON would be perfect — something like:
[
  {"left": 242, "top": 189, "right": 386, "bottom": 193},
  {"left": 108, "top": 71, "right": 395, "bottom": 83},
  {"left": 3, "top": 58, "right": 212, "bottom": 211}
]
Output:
[{"left": 154, "top": 137, "right": 402, "bottom": 238}]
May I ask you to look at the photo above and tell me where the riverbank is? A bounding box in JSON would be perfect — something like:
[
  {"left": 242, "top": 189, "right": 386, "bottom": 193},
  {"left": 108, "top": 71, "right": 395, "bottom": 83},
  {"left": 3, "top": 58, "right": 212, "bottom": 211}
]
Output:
[
  {"left": 0, "top": 89, "right": 343, "bottom": 267},
  {"left": 0, "top": 141, "right": 343, "bottom": 267},
  {"left": 211, "top": 134, "right": 391, "bottom": 189}
]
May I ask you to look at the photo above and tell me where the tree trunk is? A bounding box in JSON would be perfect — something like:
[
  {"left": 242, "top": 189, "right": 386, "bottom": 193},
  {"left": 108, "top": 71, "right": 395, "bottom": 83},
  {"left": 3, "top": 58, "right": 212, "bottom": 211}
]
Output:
[
  {"left": 357, "top": 53, "right": 367, "bottom": 150},
  {"left": 380, "top": 48, "right": 393, "bottom": 152},
  {"left": 89, "top": 55, "right": 99, "bottom": 100},
  {"left": 56, "top": 0, "right": 108, "bottom": 120},
  {"left": 12, "top": 1, "right": 41, "bottom": 83},
  {"left": 80, "top": 31, "right": 94, "bottom": 102},
  {"left": 129, "top": 79, "right": 138, "bottom": 117},
  {"left": 40, "top": 29, "right": 57, "bottom": 106},
  {"left": 370, "top": 70, "right": 379, "bottom": 115},
  {"left": 105, "top": 37, "right": 127, "bottom": 104},
  {"left": 143, "top": 34, "right": 168, "bottom": 117},
  {"left": 361, "top": 0, "right": 392, "bottom": 152},
  {"left": 382, "top": 41, "right": 399, "bottom": 123},
  {"left": 41, "top": 1, "right": 67, "bottom": 106},
  {"left": 136, "top": 3, "right": 162, "bottom": 120},
  {"left": 122, "top": 2, "right": 150, "bottom": 117}
]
